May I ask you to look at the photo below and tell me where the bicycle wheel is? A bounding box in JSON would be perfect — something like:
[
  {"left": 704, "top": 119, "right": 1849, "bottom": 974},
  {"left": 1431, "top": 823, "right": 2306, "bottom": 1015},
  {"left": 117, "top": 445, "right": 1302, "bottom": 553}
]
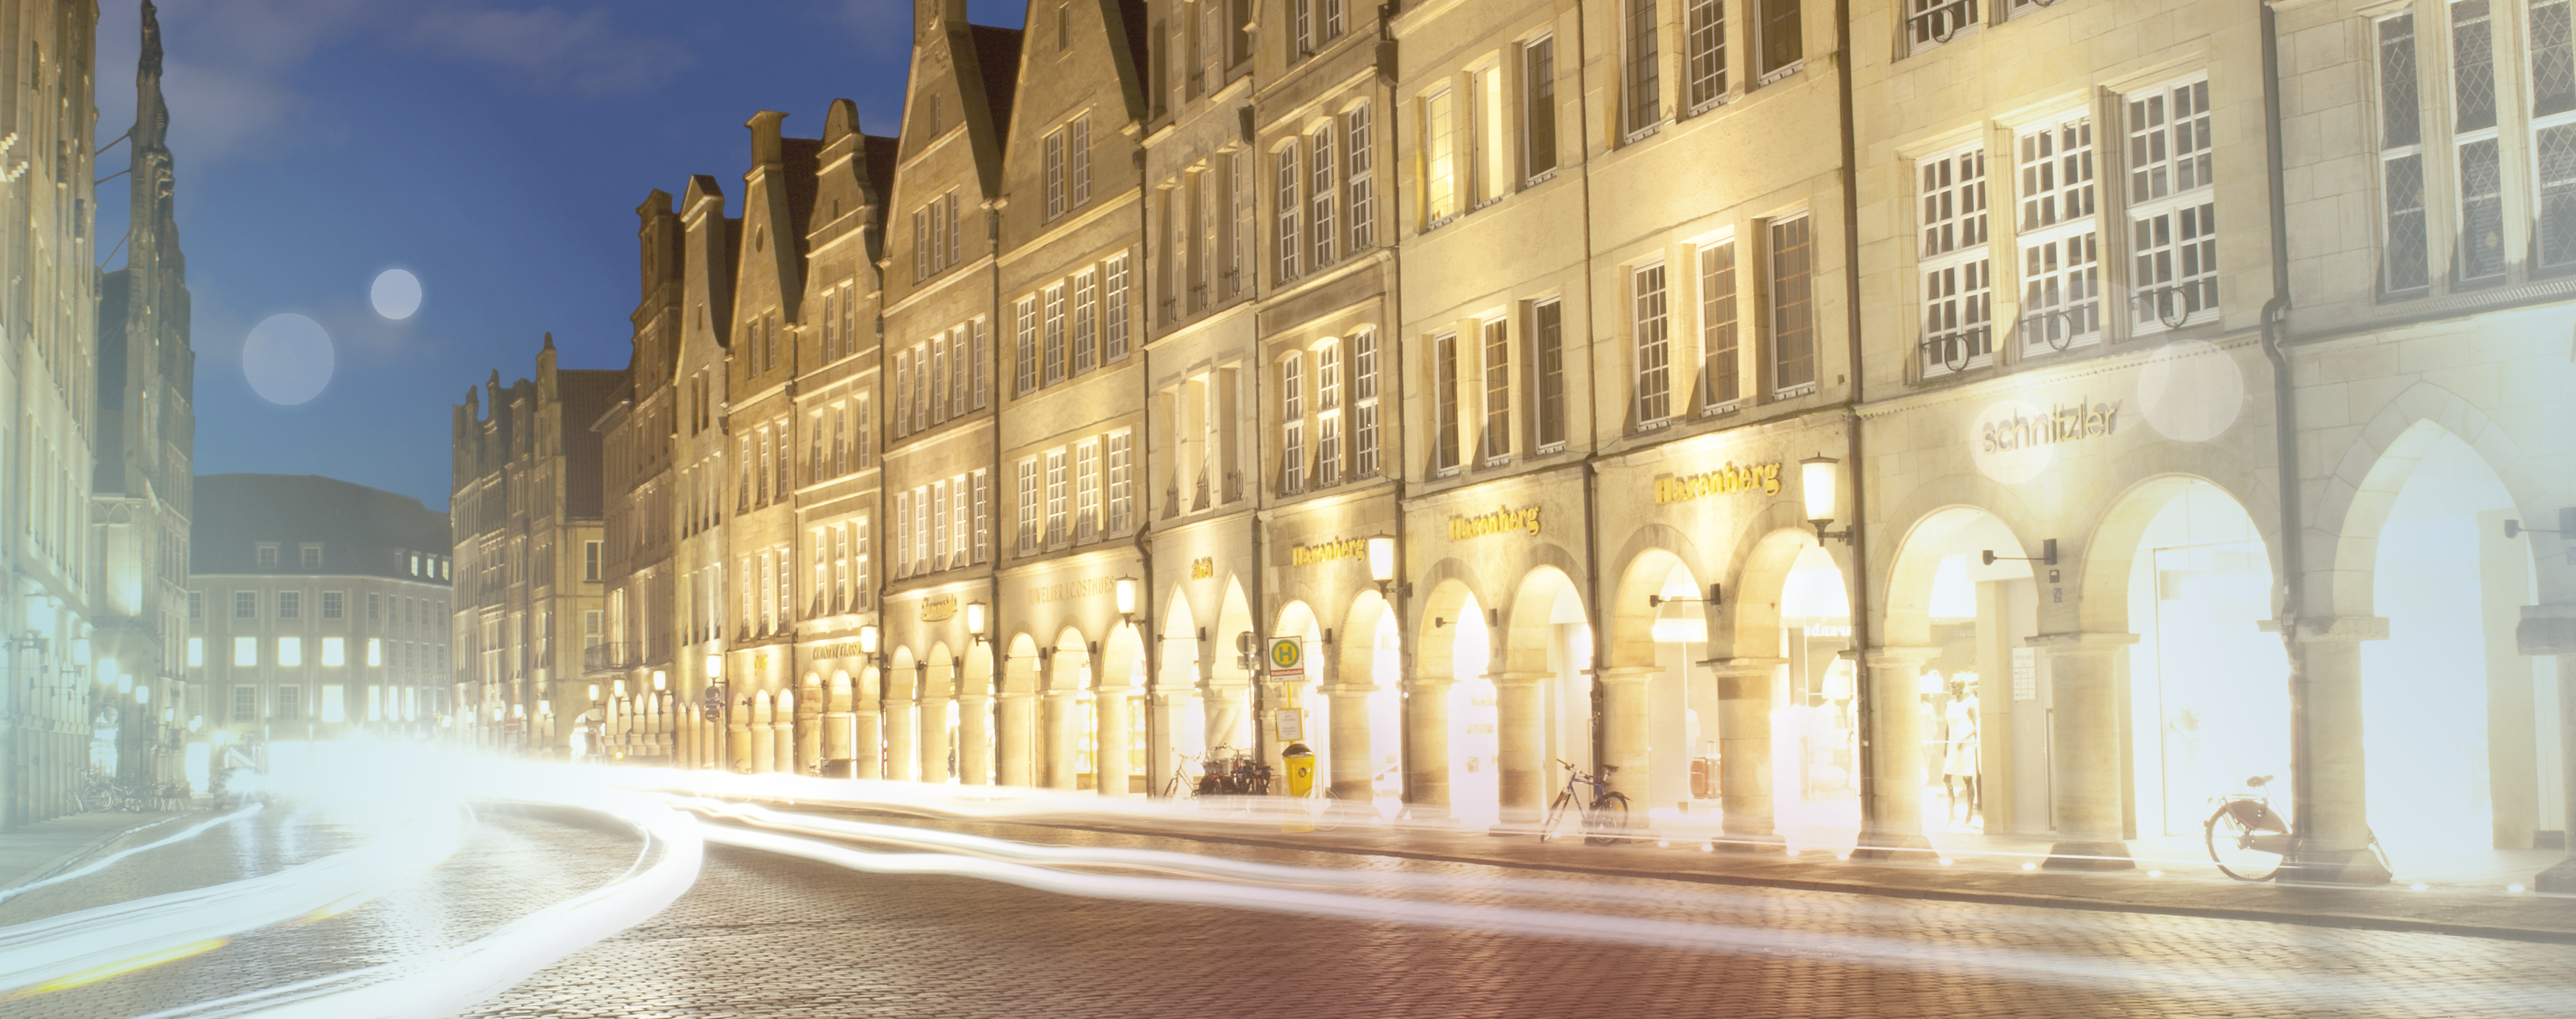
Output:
[
  {"left": 1307, "top": 786, "right": 1347, "bottom": 831},
  {"left": 1583, "top": 792, "right": 1631, "bottom": 847},
  {"left": 2206, "top": 803, "right": 2282, "bottom": 881},
  {"left": 1538, "top": 792, "right": 1575, "bottom": 842}
]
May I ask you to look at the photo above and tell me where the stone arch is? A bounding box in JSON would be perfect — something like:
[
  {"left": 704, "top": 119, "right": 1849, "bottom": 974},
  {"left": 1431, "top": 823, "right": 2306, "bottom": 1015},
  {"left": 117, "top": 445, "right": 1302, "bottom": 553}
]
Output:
[
  {"left": 885, "top": 647, "right": 919, "bottom": 700},
  {"left": 1001, "top": 633, "right": 1041, "bottom": 695},
  {"left": 1719, "top": 500, "right": 1839, "bottom": 660},
  {"left": 1500, "top": 565, "right": 1583, "bottom": 675},
  {"left": 1050, "top": 627, "right": 1092, "bottom": 692},
  {"left": 1333, "top": 588, "right": 1394, "bottom": 691},
  {"left": 1879, "top": 505, "right": 2035, "bottom": 649},
  {"left": 2321, "top": 384, "right": 2558, "bottom": 616},
  {"left": 1211, "top": 576, "right": 1256, "bottom": 683},
  {"left": 2073, "top": 473, "right": 2274, "bottom": 636}
]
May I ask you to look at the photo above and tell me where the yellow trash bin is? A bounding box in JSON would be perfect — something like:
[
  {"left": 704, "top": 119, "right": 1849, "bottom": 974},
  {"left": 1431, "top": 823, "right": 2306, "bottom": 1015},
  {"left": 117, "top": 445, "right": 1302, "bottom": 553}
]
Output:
[{"left": 1281, "top": 742, "right": 1317, "bottom": 831}]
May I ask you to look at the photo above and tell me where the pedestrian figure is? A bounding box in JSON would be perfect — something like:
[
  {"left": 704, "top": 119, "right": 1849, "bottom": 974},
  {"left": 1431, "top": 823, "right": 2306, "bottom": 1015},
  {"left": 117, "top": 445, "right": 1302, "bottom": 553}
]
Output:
[{"left": 1942, "top": 677, "right": 1981, "bottom": 825}]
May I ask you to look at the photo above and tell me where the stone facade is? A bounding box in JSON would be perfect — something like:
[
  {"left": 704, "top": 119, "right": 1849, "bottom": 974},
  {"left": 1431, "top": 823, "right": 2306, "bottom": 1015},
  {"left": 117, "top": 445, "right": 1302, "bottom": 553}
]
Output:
[{"left": 452, "top": 0, "right": 2576, "bottom": 887}]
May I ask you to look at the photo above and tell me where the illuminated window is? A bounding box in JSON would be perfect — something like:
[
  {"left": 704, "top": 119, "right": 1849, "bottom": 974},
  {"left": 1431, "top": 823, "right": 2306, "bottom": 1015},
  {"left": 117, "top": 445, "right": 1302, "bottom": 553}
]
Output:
[
  {"left": 367, "top": 638, "right": 383, "bottom": 667},
  {"left": 187, "top": 637, "right": 203, "bottom": 668},
  {"left": 233, "top": 636, "right": 256, "bottom": 667},
  {"left": 1919, "top": 143, "right": 1992, "bottom": 376},
  {"left": 1633, "top": 263, "right": 1671, "bottom": 427},
  {"left": 322, "top": 637, "right": 345, "bottom": 667},
  {"left": 279, "top": 637, "right": 302, "bottom": 668}
]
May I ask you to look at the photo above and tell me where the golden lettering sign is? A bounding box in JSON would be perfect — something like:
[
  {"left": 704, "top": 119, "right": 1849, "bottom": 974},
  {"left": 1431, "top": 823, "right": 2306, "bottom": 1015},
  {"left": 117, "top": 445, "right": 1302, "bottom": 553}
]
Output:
[
  {"left": 1980, "top": 396, "right": 2121, "bottom": 452},
  {"left": 1289, "top": 539, "right": 1369, "bottom": 567},
  {"left": 919, "top": 594, "right": 957, "bottom": 622},
  {"left": 1189, "top": 557, "right": 1215, "bottom": 579},
  {"left": 1654, "top": 461, "right": 1783, "bottom": 504},
  {"left": 1448, "top": 506, "right": 1542, "bottom": 541},
  {"left": 1033, "top": 576, "right": 1118, "bottom": 604}
]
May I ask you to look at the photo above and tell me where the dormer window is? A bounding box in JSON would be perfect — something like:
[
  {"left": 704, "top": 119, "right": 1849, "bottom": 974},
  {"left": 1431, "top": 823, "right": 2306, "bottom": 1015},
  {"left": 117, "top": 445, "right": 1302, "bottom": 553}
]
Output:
[
  {"left": 255, "top": 544, "right": 279, "bottom": 569},
  {"left": 299, "top": 544, "right": 323, "bottom": 569}
]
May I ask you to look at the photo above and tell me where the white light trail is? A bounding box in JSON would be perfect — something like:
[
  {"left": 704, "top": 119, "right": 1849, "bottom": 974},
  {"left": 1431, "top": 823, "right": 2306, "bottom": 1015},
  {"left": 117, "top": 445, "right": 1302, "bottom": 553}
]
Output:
[
  {"left": 0, "top": 804, "right": 263, "bottom": 908},
  {"left": 687, "top": 799, "right": 2576, "bottom": 1015}
]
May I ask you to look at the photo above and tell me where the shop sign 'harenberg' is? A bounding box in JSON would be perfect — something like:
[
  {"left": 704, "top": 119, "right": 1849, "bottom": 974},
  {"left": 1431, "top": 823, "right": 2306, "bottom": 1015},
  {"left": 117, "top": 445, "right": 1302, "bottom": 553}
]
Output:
[
  {"left": 1654, "top": 461, "right": 1784, "bottom": 504},
  {"left": 1447, "top": 507, "right": 1544, "bottom": 542},
  {"left": 1289, "top": 539, "right": 1371, "bottom": 567}
]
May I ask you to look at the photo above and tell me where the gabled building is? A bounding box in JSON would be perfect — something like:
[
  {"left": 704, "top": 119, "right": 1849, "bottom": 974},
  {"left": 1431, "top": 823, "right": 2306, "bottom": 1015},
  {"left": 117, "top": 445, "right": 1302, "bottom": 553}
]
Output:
[
  {"left": 669, "top": 174, "right": 743, "bottom": 756},
  {"left": 994, "top": 0, "right": 1153, "bottom": 795},
  {"left": 876, "top": 0, "right": 1021, "bottom": 784},
  {"left": 790, "top": 99, "right": 898, "bottom": 777},
  {"left": 590, "top": 188, "right": 686, "bottom": 753}
]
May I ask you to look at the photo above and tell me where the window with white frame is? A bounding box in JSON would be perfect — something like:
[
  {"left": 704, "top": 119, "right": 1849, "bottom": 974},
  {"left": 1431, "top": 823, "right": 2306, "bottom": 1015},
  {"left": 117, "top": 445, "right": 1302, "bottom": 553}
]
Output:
[
  {"left": 1347, "top": 103, "right": 1376, "bottom": 247},
  {"left": 931, "top": 333, "right": 952, "bottom": 425},
  {"left": 1045, "top": 450, "right": 1069, "bottom": 548},
  {"left": 856, "top": 516, "right": 873, "bottom": 607},
  {"left": 1352, "top": 331, "right": 1381, "bottom": 476},
  {"left": 1527, "top": 302, "right": 1565, "bottom": 450},
  {"left": 2382, "top": 13, "right": 2431, "bottom": 291},
  {"left": 1699, "top": 239, "right": 1740, "bottom": 411},
  {"left": 1014, "top": 297, "right": 1038, "bottom": 396},
  {"left": 2457, "top": 1, "right": 2506, "bottom": 283},
  {"left": 2017, "top": 116, "right": 2101, "bottom": 349},
  {"left": 1281, "top": 354, "right": 1306, "bottom": 494},
  {"left": 1310, "top": 125, "right": 1336, "bottom": 267},
  {"left": 1425, "top": 89, "right": 1458, "bottom": 224},
  {"left": 2127, "top": 78, "right": 2218, "bottom": 328},
  {"left": 1473, "top": 64, "right": 1505, "bottom": 205},
  {"left": 1277, "top": 146, "right": 1301, "bottom": 281},
  {"left": 954, "top": 473, "right": 976, "bottom": 569},
  {"left": 1097, "top": 252, "right": 1128, "bottom": 360},
  {"left": 1626, "top": 0, "right": 1660, "bottom": 137},
  {"left": 1073, "top": 269, "right": 1099, "bottom": 374},
  {"left": 832, "top": 524, "right": 849, "bottom": 612},
  {"left": 1919, "top": 143, "right": 1992, "bottom": 375},
  {"left": 969, "top": 319, "right": 990, "bottom": 410},
  {"left": 1769, "top": 215, "right": 1817, "bottom": 393},
  {"left": 933, "top": 478, "right": 952, "bottom": 571},
  {"left": 1017, "top": 458, "right": 1039, "bottom": 555},
  {"left": 894, "top": 489, "right": 913, "bottom": 577},
  {"left": 971, "top": 470, "right": 990, "bottom": 564},
  {"left": 1686, "top": 0, "right": 1725, "bottom": 113},
  {"left": 813, "top": 531, "right": 829, "bottom": 616},
  {"left": 913, "top": 484, "right": 931, "bottom": 574},
  {"left": 1046, "top": 127, "right": 1068, "bottom": 219},
  {"left": 1481, "top": 319, "right": 1511, "bottom": 462},
  {"left": 1107, "top": 431, "right": 1136, "bottom": 532},
  {"left": 1044, "top": 284, "right": 1068, "bottom": 383},
  {"left": 1075, "top": 441, "right": 1100, "bottom": 542},
  {"left": 2536, "top": 1, "right": 2576, "bottom": 271},
  {"left": 1908, "top": 0, "right": 1978, "bottom": 54},
  {"left": 1316, "top": 340, "right": 1343, "bottom": 485},
  {"left": 1432, "top": 330, "right": 1462, "bottom": 472},
  {"left": 1633, "top": 263, "right": 1672, "bottom": 427},
  {"left": 1523, "top": 40, "right": 1557, "bottom": 182}
]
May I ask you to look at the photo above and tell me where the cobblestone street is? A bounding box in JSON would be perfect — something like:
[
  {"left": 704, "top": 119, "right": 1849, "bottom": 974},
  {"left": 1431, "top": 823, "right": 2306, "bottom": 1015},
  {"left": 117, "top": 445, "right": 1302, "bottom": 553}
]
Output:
[{"left": 7, "top": 800, "right": 2575, "bottom": 1018}]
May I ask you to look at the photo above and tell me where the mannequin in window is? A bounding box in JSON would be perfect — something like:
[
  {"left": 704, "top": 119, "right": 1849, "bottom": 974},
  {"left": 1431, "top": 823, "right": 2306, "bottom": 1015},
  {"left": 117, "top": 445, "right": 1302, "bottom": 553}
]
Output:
[{"left": 1942, "top": 675, "right": 1982, "bottom": 826}]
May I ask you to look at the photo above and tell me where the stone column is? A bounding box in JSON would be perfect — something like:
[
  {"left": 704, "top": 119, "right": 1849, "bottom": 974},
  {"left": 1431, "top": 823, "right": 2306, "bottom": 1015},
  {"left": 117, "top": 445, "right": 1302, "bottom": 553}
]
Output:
[
  {"left": 1855, "top": 647, "right": 1941, "bottom": 861},
  {"left": 776, "top": 689, "right": 801, "bottom": 775},
  {"left": 998, "top": 690, "right": 1037, "bottom": 787},
  {"left": 793, "top": 684, "right": 821, "bottom": 775},
  {"left": 1149, "top": 689, "right": 1188, "bottom": 796},
  {"left": 822, "top": 676, "right": 854, "bottom": 766},
  {"left": 1596, "top": 666, "right": 1656, "bottom": 812},
  {"left": 1205, "top": 681, "right": 1253, "bottom": 758},
  {"left": 2521, "top": 603, "right": 2576, "bottom": 892},
  {"left": 727, "top": 697, "right": 754, "bottom": 773},
  {"left": 881, "top": 695, "right": 916, "bottom": 782},
  {"left": 919, "top": 693, "right": 952, "bottom": 784},
  {"left": 1404, "top": 675, "right": 1454, "bottom": 820},
  {"left": 1095, "top": 687, "right": 1132, "bottom": 795},
  {"left": 1491, "top": 671, "right": 1550, "bottom": 828},
  {"left": 852, "top": 703, "right": 883, "bottom": 780},
  {"left": 2028, "top": 633, "right": 2137, "bottom": 870},
  {"left": 955, "top": 693, "right": 992, "bottom": 785},
  {"left": 749, "top": 694, "right": 777, "bottom": 775},
  {"left": 1326, "top": 681, "right": 1377, "bottom": 803},
  {"left": 2276, "top": 617, "right": 2391, "bottom": 884},
  {"left": 1712, "top": 658, "right": 1787, "bottom": 852},
  {"left": 1043, "top": 691, "right": 1080, "bottom": 789}
]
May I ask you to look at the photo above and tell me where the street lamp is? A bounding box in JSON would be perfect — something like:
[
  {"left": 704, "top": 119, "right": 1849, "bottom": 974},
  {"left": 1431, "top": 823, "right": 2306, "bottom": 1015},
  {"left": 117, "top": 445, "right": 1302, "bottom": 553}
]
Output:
[
  {"left": 1801, "top": 455, "right": 1854, "bottom": 544},
  {"left": 966, "top": 601, "right": 988, "bottom": 647},
  {"left": 859, "top": 623, "right": 880, "bottom": 657},
  {"left": 1367, "top": 536, "right": 1398, "bottom": 597},
  {"left": 1115, "top": 577, "right": 1139, "bottom": 625},
  {"left": 653, "top": 670, "right": 668, "bottom": 692}
]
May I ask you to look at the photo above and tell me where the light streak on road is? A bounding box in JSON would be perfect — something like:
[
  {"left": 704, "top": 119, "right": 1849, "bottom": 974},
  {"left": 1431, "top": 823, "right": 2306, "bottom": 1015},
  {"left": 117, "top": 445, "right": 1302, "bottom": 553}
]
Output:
[
  {"left": 0, "top": 804, "right": 263, "bottom": 908},
  {"left": 11, "top": 938, "right": 227, "bottom": 996},
  {"left": 686, "top": 798, "right": 2576, "bottom": 1016},
  {"left": 130, "top": 786, "right": 702, "bottom": 1019},
  {"left": 0, "top": 803, "right": 462, "bottom": 998}
]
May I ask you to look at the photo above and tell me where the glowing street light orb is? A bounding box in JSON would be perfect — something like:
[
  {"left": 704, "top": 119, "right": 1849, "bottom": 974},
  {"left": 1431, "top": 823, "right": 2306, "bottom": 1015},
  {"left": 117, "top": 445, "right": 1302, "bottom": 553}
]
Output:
[
  {"left": 242, "top": 313, "right": 336, "bottom": 405},
  {"left": 371, "top": 269, "right": 423, "bottom": 319}
]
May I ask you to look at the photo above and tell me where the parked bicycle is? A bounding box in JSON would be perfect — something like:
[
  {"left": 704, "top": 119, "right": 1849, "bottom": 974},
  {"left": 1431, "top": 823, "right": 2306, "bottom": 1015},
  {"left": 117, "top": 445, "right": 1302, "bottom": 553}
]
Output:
[
  {"left": 2205, "top": 774, "right": 2388, "bottom": 881},
  {"left": 1160, "top": 750, "right": 1203, "bottom": 800},
  {"left": 1540, "top": 759, "right": 1629, "bottom": 846},
  {"left": 1195, "top": 745, "right": 1272, "bottom": 797}
]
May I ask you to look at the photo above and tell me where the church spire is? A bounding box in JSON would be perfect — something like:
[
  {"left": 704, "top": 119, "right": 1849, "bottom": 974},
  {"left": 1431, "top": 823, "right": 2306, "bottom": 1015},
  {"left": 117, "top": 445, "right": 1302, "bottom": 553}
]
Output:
[{"left": 135, "top": 1, "right": 167, "bottom": 153}]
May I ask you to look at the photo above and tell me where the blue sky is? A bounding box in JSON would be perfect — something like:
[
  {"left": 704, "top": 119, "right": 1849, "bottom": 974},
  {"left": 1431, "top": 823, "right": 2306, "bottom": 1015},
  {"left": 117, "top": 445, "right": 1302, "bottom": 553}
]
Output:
[{"left": 96, "top": 0, "right": 1025, "bottom": 511}]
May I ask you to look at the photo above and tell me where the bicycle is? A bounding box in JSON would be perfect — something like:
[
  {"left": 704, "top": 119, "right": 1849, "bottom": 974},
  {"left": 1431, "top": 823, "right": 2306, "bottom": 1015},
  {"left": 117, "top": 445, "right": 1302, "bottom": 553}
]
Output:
[
  {"left": 1195, "top": 746, "right": 1272, "bottom": 798},
  {"left": 1539, "top": 759, "right": 1630, "bottom": 847},
  {"left": 1160, "top": 750, "right": 1203, "bottom": 800},
  {"left": 2205, "top": 775, "right": 2391, "bottom": 881}
]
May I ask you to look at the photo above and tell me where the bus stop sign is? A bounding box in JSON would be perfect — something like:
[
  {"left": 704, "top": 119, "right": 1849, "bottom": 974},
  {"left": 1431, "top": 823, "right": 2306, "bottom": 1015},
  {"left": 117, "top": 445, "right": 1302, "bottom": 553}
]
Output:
[{"left": 1268, "top": 637, "right": 1303, "bottom": 680}]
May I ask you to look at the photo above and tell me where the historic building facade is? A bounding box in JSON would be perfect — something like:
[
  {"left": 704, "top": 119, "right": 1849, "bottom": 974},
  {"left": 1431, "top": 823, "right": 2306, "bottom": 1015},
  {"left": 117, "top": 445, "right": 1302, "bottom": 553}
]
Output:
[
  {"left": 188, "top": 475, "right": 450, "bottom": 774},
  {"left": 4, "top": 2, "right": 199, "bottom": 827},
  {"left": 449, "top": 341, "right": 616, "bottom": 755},
  {"left": 453, "top": 0, "right": 2576, "bottom": 888}
]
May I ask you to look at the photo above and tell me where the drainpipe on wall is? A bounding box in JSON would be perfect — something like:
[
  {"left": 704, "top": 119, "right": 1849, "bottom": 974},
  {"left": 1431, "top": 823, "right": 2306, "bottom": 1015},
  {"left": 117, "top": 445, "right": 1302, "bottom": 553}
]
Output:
[
  {"left": 1133, "top": 143, "right": 1158, "bottom": 798},
  {"left": 1833, "top": 0, "right": 1891, "bottom": 855},
  {"left": 1572, "top": 0, "right": 1610, "bottom": 775},
  {"left": 2256, "top": 0, "right": 2324, "bottom": 881},
  {"left": 1379, "top": 1, "right": 1419, "bottom": 809}
]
